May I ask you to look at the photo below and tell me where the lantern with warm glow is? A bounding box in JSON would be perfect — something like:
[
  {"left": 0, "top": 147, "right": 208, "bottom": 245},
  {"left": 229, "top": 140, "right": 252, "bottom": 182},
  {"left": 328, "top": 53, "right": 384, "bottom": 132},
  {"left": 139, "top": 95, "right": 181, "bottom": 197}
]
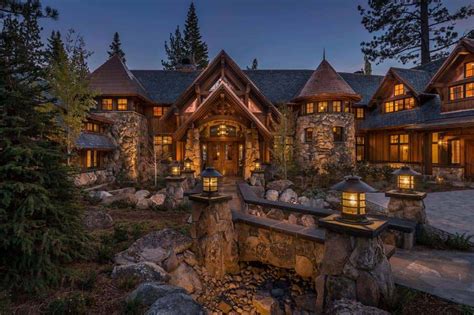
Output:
[
  {"left": 170, "top": 160, "right": 181, "bottom": 177},
  {"left": 393, "top": 166, "right": 420, "bottom": 191},
  {"left": 253, "top": 158, "right": 262, "bottom": 172},
  {"left": 201, "top": 167, "right": 222, "bottom": 196},
  {"left": 184, "top": 157, "right": 193, "bottom": 171},
  {"left": 331, "top": 175, "right": 377, "bottom": 225}
]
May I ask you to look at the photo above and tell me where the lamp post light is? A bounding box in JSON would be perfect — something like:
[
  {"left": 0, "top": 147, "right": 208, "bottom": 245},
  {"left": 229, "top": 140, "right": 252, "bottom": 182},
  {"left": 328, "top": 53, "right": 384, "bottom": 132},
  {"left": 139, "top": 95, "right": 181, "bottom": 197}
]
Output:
[
  {"left": 393, "top": 166, "right": 420, "bottom": 192},
  {"left": 253, "top": 158, "right": 262, "bottom": 172},
  {"left": 170, "top": 160, "right": 181, "bottom": 177},
  {"left": 201, "top": 167, "right": 222, "bottom": 197},
  {"left": 184, "top": 157, "right": 193, "bottom": 171},
  {"left": 331, "top": 175, "right": 377, "bottom": 225}
]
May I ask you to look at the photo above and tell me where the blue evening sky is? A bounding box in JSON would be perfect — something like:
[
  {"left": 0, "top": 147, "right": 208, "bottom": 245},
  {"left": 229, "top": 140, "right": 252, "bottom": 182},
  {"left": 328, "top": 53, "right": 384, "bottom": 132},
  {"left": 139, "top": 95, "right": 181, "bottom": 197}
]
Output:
[{"left": 40, "top": 0, "right": 473, "bottom": 75}]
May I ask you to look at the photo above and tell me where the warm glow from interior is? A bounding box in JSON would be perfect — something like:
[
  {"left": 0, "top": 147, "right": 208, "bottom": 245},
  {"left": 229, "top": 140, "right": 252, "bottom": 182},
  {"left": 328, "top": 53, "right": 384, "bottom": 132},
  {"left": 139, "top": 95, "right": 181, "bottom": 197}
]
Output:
[
  {"left": 203, "top": 176, "right": 218, "bottom": 193},
  {"left": 342, "top": 192, "right": 365, "bottom": 215},
  {"left": 171, "top": 166, "right": 181, "bottom": 176},
  {"left": 398, "top": 175, "right": 414, "bottom": 190}
]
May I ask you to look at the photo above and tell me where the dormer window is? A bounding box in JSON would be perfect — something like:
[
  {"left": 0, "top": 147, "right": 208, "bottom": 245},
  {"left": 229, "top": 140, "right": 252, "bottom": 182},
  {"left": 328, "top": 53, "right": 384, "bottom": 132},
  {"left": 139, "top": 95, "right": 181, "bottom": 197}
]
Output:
[
  {"left": 465, "top": 62, "right": 474, "bottom": 78},
  {"left": 385, "top": 97, "right": 415, "bottom": 113},
  {"left": 117, "top": 98, "right": 128, "bottom": 111},
  {"left": 394, "top": 84, "right": 404, "bottom": 96},
  {"left": 305, "top": 102, "right": 314, "bottom": 114},
  {"left": 449, "top": 85, "right": 464, "bottom": 101},
  {"left": 102, "top": 98, "right": 113, "bottom": 110}
]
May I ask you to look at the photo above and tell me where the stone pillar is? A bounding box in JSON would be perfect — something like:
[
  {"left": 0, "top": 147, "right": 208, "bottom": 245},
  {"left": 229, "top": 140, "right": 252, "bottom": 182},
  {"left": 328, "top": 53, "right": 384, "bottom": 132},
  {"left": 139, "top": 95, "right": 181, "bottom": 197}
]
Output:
[
  {"left": 249, "top": 170, "right": 265, "bottom": 187},
  {"left": 317, "top": 215, "right": 395, "bottom": 312},
  {"left": 165, "top": 176, "right": 187, "bottom": 207},
  {"left": 385, "top": 190, "right": 427, "bottom": 224},
  {"left": 189, "top": 194, "right": 240, "bottom": 279},
  {"left": 181, "top": 170, "right": 196, "bottom": 191}
]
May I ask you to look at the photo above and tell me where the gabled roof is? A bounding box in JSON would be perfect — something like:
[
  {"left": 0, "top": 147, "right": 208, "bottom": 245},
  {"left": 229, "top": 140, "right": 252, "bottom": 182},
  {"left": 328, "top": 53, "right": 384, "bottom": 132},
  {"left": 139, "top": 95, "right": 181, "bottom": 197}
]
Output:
[
  {"left": 390, "top": 68, "right": 433, "bottom": 95},
  {"left": 426, "top": 38, "right": 474, "bottom": 91},
  {"left": 76, "top": 132, "right": 116, "bottom": 150},
  {"left": 293, "top": 59, "right": 361, "bottom": 102},
  {"left": 89, "top": 55, "right": 154, "bottom": 103}
]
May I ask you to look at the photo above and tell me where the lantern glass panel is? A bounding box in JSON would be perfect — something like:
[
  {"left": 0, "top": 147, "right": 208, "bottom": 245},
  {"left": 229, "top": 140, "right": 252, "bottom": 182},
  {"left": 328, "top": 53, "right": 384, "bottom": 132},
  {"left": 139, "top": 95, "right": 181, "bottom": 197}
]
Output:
[
  {"left": 171, "top": 166, "right": 180, "bottom": 176},
  {"left": 203, "top": 176, "right": 218, "bottom": 193},
  {"left": 184, "top": 161, "right": 191, "bottom": 170},
  {"left": 342, "top": 192, "right": 365, "bottom": 215},
  {"left": 398, "top": 175, "right": 413, "bottom": 190}
]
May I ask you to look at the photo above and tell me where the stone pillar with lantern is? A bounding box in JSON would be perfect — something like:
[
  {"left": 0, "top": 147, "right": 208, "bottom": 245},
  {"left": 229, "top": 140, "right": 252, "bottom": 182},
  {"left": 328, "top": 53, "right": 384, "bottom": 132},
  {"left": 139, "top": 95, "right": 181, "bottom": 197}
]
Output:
[
  {"left": 189, "top": 167, "right": 240, "bottom": 279},
  {"left": 316, "top": 176, "right": 395, "bottom": 312},
  {"left": 181, "top": 157, "right": 196, "bottom": 189},
  {"left": 249, "top": 158, "right": 265, "bottom": 187},
  {"left": 165, "top": 160, "right": 187, "bottom": 207}
]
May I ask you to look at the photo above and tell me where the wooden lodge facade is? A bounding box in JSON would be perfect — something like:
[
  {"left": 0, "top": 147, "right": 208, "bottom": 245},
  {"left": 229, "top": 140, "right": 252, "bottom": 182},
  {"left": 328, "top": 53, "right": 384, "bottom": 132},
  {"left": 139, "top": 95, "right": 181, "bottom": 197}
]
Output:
[{"left": 75, "top": 38, "right": 474, "bottom": 186}]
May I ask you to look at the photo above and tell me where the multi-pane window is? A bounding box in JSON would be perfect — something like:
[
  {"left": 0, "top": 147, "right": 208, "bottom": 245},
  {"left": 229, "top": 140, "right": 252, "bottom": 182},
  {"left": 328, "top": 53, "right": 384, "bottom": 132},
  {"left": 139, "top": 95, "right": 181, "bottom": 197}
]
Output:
[
  {"left": 85, "top": 122, "right": 100, "bottom": 133},
  {"left": 317, "top": 101, "right": 328, "bottom": 113},
  {"left": 394, "top": 84, "right": 404, "bottom": 96},
  {"left": 102, "top": 98, "right": 113, "bottom": 110},
  {"left": 154, "top": 106, "right": 164, "bottom": 117},
  {"left": 431, "top": 132, "right": 461, "bottom": 165},
  {"left": 465, "top": 62, "right": 474, "bottom": 78},
  {"left": 449, "top": 85, "right": 464, "bottom": 101},
  {"left": 333, "top": 101, "right": 342, "bottom": 112},
  {"left": 344, "top": 101, "right": 351, "bottom": 113},
  {"left": 356, "top": 136, "right": 365, "bottom": 161},
  {"left": 304, "top": 128, "right": 313, "bottom": 143},
  {"left": 385, "top": 101, "right": 394, "bottom": 113},
  {"left": 390, "top": 134, "right": 409, "bottom": 162},
  {"left": 117, "top": 98, "right": 128, "bottom": 110},
  {"left": 405, "top": 97, "right": 415, "bottom": 109},
  {"left": 355, "top": 107, "right": 364, "bottom": 119},
  {"left": 305, "top": 102, "right": 314, "bottom": 114},
  {"left": 333, "top": 127, "right": 343, "bottom": 142},
  {"left": 154, "top": 135, "right": 173, "bottom": 154},
  {"left": 466, "top": 83, "right": 474, "bottom": 98},
  {"left": 84, "top": 150, "right": 100, "bottom": 169},
  {"left": 385, "top": 97, "right": 415, "bottom": 113}
]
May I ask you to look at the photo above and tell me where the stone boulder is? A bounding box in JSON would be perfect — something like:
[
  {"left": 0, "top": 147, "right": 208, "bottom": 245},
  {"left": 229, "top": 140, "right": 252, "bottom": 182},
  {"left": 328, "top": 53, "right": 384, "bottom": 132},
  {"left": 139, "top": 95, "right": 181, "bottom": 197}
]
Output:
[
  {"left": 127, "top": 282, "right": 186, "bottom": 307},
  {"left": 252, "top": 292, "right": 279, "bottom": 315},
  {"left": 326, "top": 299, "right": 390, "bottom": 315},
  {"left": 265, "top": 189, "right": 279, "bottom": 201},
  {"left": 112, "top": 262, "right": 170, "bottom": 283},
  {"left": 136, "top": 198, "right": 152, "bottom": 210},
  {"left": 266, "top": 209, "right": 285, "bottom": 221},
  {"left": 83, "top": 210, "right": 113, "bottom": 230},
  {"left": 149, "top": 193, "right": 166, "bottom": 207},
  {"left": 279, "top": 188, "right": 298, "bottom": 203},
  {"left": 169, "top": 263, "right": 202, "bottom": 294},
  {"left": 183, "top": 250, "right": 198, "bottom": 267},
  {"left": 145, "top": 292, "right": 205, "bottom": 315},
  {"left": 101, "top": 193, "right": 138, "bottom": 206},
  {"left": 108, "top": 187, "right": 136, "bottom": 195},
  {"left": 115, "top": 229, "right": 193, "bottom": 265},
  {"left": 298, "top": 196, "right": 310, "bottom": 206},
  {"left": 301, "top": 215, "right": 316, "bottom": 227},
  {"left": 136, "top": 190, "right": 151, "bottom": 200},
  {"left": 89, "top": 190, "right": 112, "bottom": 201},
  {"left": 295, "top": 255, "right": 314, "bottom": 278},
  {"left": 267, "top": 179, "right": 293, "bottom": 193}
]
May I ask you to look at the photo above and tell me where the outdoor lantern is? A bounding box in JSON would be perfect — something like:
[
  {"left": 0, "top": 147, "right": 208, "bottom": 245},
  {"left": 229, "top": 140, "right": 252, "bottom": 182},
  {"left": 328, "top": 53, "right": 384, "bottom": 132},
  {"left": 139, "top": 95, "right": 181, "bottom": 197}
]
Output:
[
  {"left": 331, "top": 175, "right": 377, "bottom": 225},
  {"left": 201, "top": 167, "right": 222, "bottom": 196},
  {"left": 393, "top": 166, "right": 420, "bottom": 191},
  {"left": 170, "top": 160, "right": 181, "bottom": 177},
  {"left": 253, "top": 158, "right": 262, "bottom": 171},
  {"left": 184, "top": 157, "right": 193, "bottom": 171}
]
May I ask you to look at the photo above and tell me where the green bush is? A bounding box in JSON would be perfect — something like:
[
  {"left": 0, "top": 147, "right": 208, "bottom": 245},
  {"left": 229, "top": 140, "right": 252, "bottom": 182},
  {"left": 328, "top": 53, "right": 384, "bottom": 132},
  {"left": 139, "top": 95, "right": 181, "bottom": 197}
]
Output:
[
  {"left": 117, "top": 275, "right": 140, "bottom": 291},
  {"left": 113, "top": 225, "right": 129, "bottom": 243},
  {"left": 131, "top": 223, "right": 145, "bottom": 240},
  {"left": 0, "top": 291, "right": 12, "bottom": 314},
  {"left": 445, "top": 233, "right": 473, "bottom": 251},
  {"left": 45, "top": 293, "right": 91, "bottom": 315},
  {"left": 75, "top": 270, "right": 97, "bottom": 291},
  {"left": 417, "top": 229, "right": 446, "bottom": 249},
  {"left": 122, "top": 299, "right": 146, "bottom": 315}
]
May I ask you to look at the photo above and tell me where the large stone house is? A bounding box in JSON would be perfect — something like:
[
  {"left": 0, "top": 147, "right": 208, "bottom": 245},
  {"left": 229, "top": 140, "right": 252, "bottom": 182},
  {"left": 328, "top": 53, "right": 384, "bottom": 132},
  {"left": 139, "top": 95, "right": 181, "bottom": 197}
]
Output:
[{"left": 74, "top": 38, "right": 474, "bottom": 186}]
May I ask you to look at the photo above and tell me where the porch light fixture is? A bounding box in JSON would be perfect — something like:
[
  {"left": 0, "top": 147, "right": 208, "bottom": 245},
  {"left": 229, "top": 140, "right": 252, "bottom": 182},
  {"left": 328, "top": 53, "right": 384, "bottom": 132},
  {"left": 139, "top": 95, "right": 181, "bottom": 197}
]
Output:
[
  {"left": 217, "top": 124, "right": 228, "bottom": 136},
  {"left": 331, "top": 175, "right": 377, "bottom": 225},
  {"left": 253, "top": 158, "right": 262, "bottom": 172},
  {"left": 170, "top": 160, "right": 181, "bottom": 177},
  {"left": 184, "top": 157, "right": 193, "bottom": 171},
  {"left": 201, "top": 167, "right": 222, "bottom": 197},
  {"left": 393, "top": 166, "right": 420, "bottom": 191}
]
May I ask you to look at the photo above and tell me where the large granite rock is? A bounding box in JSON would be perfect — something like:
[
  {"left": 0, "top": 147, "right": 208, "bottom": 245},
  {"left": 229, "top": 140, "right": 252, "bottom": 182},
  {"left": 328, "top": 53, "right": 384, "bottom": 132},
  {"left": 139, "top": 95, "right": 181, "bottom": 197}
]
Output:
[
  {"left": 149, "top": 193, "right": 166, "bottom": 207},
  {"left": 145, "top": 292, "right": 205, "bottom": 315},
  {"left": 279, "top": 188, "right": 298, "bottom": 203},
  {"left": 101, "top": 192, "right": 138, "bottom": 206},
  {"left": 267, "top": 180, "right": 293, "bottom": 193},
  {"left": 83, "top": 210, "right": 113, "bottom": 230},
  {"left": 326, "top": 299, "right": 390, "bottom": 315},
  {"left": 127, "top": 283, "right": 186, "bottom": 307},
  {"left": 112, "top": 262, "right": 170, "bottom": 283},
  {"left": 135, "top": 190, "right": 151, "bottom": 200},
  {"left": 265, "top": 189, "right": 279, "bottom": 201},
  {"left": 89, "top": 190, "right": 112, "bottom": 201},
  {"left": 169, "top": 263, "right": 202, "bottom": 294},
  {"left": 109, "top": 187, "right": 136, "bottom": 195}
]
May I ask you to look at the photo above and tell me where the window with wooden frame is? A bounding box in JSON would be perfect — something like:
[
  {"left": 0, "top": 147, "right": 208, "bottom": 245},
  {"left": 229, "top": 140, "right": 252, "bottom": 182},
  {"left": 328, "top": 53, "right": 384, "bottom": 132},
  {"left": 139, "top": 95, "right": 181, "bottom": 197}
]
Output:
[
  {"left": 85, "top": 122, "right": 100, "bottom": 133},
  {"left": 304, "top": 128, "right": 313, "bottom": 143},
  {"left": 332, "top": 127, "right": 343, "bottom": 142},
  {"left": 343, "top": 101, "right": 351, "bottom": 113},
  {"left": 449, "top": 85, "right": 464, "bottom": 101},
  {"left": 355, "top": 107, "right": 364, "bottom": 119},
  {"left": 154, "top": 135, "right": 173, "bottom": 154},
  {"left": 305, "top": 102, "right": 314, "bottom": 114},
  {"left": 154, "top": 106, "right": 164, "bottom": 117},
  {"left": 285, "top": 136, "right": 293, "bottom": 160},
  {"left": 431, "top": 132, "right": 461, "bottom": 165},
  {"left": 356, "top": 136, "right": 365, "bottom": 161},
  {"left": 466, "top": 82, "right": 474, "bottom": 98},
  {"left": 84, "top": 150, "right": 101, "bottom": 169},
  {"left": 102, "top": 98, "right": 113, "bottom": 110},
  {"left": 385, "top": 101, "right": 394, "bottom": 113},
  {"left": 394, "top": 83, "right": 404, "bottom": 96},
  {"left": 332, "top": 101, "right": 342, "bottom": 112},
  {"left": 317, "top": 101, "right": 328, "bottom": 113},
  {"left": 117, "top": 98, "right": 128, "bottom": 111},
  {"left": 389, "top": 134, "right": 409, "bottom": 162},
  {"left": 384, "top": 97, "right": 415, "bottom": 113},
  {"left": 465, "top": 62, "right": 474, "bottom": 78},
  {"left": 405, "top": 97, "right": 415, "bottom": 109}
]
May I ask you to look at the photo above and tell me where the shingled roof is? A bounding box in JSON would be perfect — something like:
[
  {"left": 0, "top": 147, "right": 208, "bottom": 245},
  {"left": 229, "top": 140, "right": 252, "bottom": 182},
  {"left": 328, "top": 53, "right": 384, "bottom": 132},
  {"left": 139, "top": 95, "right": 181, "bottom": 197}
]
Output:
[
  {"left": 391, "top": 67, "right": 433, "bottom": 95},
  {"left": 89, "top": 55, "right": 153, "bottom": 102},
  {"left": 76, "top": 133, "right": 116, "bottom": 150},
  {"left": 293, "top": 59, "right": 361, "bottom": 102}
]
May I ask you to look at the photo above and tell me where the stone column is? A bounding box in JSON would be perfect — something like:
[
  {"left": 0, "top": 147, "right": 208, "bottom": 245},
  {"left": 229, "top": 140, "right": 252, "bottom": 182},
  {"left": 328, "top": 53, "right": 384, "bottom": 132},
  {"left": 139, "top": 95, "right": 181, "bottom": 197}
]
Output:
[
  {"left": 317, "top": 215, "right": 395, "bottom": 312},
  {"left": 385, "top": 190, "right": 427, "bottom": 224},
  {"left": 249, "top": 170, "right": 265, "bottom": 187},
  {"left": 189, "top": 194, "right": 240, "bottom": 279},
  {"left": 165, "top": 176, "right": 187, "bottom": 207},
  {"left": 181, "top": 170, "right": 196, "bottom": 190}
]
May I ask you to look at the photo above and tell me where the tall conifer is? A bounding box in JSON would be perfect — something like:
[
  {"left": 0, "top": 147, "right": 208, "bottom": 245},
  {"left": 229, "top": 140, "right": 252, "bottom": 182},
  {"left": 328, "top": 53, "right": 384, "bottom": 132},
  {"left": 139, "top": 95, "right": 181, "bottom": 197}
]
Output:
[
  {"left": 108, "top": 31, "right": 126, "bottom": 63},
  {"left": 183, "top": 2, "right": 208, "bottom": 69}
]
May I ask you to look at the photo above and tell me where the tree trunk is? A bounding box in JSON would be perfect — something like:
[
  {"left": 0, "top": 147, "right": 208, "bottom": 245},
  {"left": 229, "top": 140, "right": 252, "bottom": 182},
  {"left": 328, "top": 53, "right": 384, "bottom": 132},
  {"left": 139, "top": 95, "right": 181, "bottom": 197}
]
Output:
[{"left": 420, "top": 0, "right": 431, "bottom": 65}]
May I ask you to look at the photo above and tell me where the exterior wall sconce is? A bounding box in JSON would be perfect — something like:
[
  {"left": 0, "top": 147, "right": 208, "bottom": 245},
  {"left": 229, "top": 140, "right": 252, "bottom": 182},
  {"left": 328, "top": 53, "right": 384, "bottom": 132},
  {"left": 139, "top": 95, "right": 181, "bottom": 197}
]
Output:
[
  {"left": 331, "top": 175, "right": 377, "bottom": 225},
  {"left": 184, "top": 157, "right": 193, "bottom": 171},
  {"left": 392, "top": 166, "right": 420, "bottom": 191},
  {"left": 201, "top": 167, "right": 222, "bottom": 197},
  {"left": 253, "top": 158, "right": 262, "bottom": 172},
  {"left": 170, "top": 160, "right": 181, "bottom": 177}
]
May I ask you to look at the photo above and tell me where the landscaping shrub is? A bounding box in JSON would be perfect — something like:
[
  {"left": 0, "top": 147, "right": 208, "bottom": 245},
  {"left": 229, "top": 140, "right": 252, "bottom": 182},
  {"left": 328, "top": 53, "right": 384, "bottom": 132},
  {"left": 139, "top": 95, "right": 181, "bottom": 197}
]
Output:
[
  {"left": 122, "top": 299, "right": 146, "bottom": 315},
  {"left": 117, "top": 275, "right": 140, "bottom": 291},
  {"left": 75, "top": 271, "right": 97, "bottom": 291},
  {"left": 113, "top": 225, "right": 129, "bottom": 243},
  {"left": 445, "top": 233, "right": 473, "bottom": 251},
  {"left": 45, "top": 293, "right": 91, "bottom": 315},
  {"left": 131, "top": 223, "right": 146, "bottom": 240}
]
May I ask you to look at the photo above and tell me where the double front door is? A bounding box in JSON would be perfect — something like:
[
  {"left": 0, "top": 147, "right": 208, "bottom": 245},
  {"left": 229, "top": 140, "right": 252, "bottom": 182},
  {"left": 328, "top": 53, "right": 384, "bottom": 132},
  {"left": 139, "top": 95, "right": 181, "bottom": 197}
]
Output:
[{"left": 205, "top": 141, "right": 241, "bottom": 176}]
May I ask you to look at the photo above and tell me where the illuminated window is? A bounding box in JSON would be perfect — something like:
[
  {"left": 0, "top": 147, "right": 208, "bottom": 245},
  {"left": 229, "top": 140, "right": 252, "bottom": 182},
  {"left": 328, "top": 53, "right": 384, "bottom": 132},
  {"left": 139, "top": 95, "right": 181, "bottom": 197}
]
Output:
[
  {"left": 333, "top": 127, "right": 343, "bottom": 142},
  {"left": 333, "top": 101, "right": 342, "bottom": 112},
  {"left": 154, "top": 135, "right": 173, "bottom": 154},
  {"left": 304, "top": 128, "right": 313, "bottom": 143},
  {"left": 466, "top": 83, "right": 474, "bottom": 98},
  {"left": 102, "top": 98, "right": 113, "bottom": 110},
  {"left": 432, "top": 132, "right": 461, "bottom": 165},
  {"left": 85, "top": 150, "right": 99, "bottom": 169},
  {"left": 356, "top": 136, "right": 365, "bottom": 161},
  {"left": 394, "top": 99, "right": 404, "bottom": 111},
  {"left": 305, "top": 102, "right": 314, "bottom": 114},
  {"left": 85, "top": 122, "right": 100, "bottom": 132},
  {"left": 451, "top": 139, "right": 460, "bottom": 164},
  {"left": 355, "top": 108, "right": 364, "bottom": 119},
  {"left": 394, "top": 84, "right": 404, "bottom": 96},
  {"left": 317, "top": 101, "right": 328, "bottom": 113},
  {"left": 385, "top": 101, "right": 394, "bottom": 113},
  {"left": 117, "top": 98, "right": 128, "bottom": 111},
  {"left": 390, "top": 134, "right": 409, "bottom": 162},
  {"left": 405, "top": 97, "right": 415, "bottom": 109},
  {"left": 154, "top": 106, "right": 164, "bottom": 117},
  {"left": 343, "top": 101, "right": 351, "bottom": 113},
  {"left": 449, "top": 85, "right": 464, "bottom": 101},
  {"left": 466, "top": 62, "right": 474, "bottom": 78}
]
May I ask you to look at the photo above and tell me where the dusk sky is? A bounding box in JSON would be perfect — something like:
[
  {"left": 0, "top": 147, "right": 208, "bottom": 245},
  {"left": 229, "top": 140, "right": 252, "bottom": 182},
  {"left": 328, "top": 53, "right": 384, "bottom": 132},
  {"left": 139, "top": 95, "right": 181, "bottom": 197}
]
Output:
[{"left": 41, "top": 0, "right": 474, "bottom": 75}]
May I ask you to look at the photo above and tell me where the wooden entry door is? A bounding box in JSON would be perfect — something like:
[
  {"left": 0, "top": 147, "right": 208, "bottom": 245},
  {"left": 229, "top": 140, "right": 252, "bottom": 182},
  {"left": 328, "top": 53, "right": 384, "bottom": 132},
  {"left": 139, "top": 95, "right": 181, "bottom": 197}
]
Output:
[
  {"left": 466, "top": 141, "right": 474, "bottom": 179},
  {"left": 206, "top": 142, "right": 239, "bottom": 176}
]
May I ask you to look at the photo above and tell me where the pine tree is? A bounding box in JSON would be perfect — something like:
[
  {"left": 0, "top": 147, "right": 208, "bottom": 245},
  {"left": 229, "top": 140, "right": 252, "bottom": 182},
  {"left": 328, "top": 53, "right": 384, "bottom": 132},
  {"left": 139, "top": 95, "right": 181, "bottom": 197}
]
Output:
[
  {"left": 0, "top": 2, "right": 90, "bottom": 292},
  {"left": 358, "top": 0, "right": 474, "bottom": 65},
  {"left": 247, "top": 58, "right": 258, "bottom": 70},
  {"left": 161, "top": 25, "right": 186, "bottom": 70},
  {"left": 46, "top": 30, "right": 65, "bottom": 64},
  {"left": 183, "top": 2, "right": 208, "bottom": 69},
  {"left": 108, "top": 31, "right": 126, "bottom": 63}
]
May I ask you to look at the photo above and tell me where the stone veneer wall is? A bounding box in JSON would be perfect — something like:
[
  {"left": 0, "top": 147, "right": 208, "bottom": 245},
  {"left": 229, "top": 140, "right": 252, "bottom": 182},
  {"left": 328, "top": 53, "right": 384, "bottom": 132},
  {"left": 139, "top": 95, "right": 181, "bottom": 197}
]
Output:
[
  {"left": 244, "top": 128, "right": 260, "bottom": 179},
  {"left": 96, "top": 111, "right": 154, "bottom": 182},
  {"left": 184, "top": 128, "right": 202, "bottom": 173},
  {"left": 432, "top": 166, "right": 464, "bottom": 182},
  {"left": 296, "top": 113, "right": 355, "bottom": 170}
]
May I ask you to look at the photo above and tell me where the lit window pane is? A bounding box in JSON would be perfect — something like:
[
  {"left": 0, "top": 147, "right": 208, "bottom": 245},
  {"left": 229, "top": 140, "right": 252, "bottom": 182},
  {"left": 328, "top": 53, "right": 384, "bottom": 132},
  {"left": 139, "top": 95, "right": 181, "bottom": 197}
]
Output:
[
  {"left": 154, "top": 106, "right": 163, "bottom": 117},
  {"left": 317, "top": 102, "right": 328, "bottom": 113},
  {"left": 394, "top": 84, "right": 404, "bottom": 96},
  {"left": 117, "top": 98, "right": 127, "bottom": 110},
  {"left": 306, "top": 103, "right": 314, "bottom": 114},
  {"left": 333, "top": 101, "right": 342, "bottom": 112},
  {"left": 466, "top": 83, "right": 474, "bottom": 98},
  {"left": 466, "top": 62, "right": 474, "bottom": 78},
  {"left": 449, "top": 85, "right": 464, "bottom": 101},
  {"left": 102, "top": 99, "right": 113, "bottom": 110},
  {"left": 451, "top": 140, "right": 460, "bottom": 164}
]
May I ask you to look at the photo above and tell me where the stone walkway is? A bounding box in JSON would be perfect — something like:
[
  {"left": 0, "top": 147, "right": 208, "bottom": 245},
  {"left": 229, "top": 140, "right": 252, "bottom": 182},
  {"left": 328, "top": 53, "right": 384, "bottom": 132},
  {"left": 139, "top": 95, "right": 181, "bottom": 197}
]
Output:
[
  {"left": 391, "top": 248, "right": 474, "bottom": 307},
  {"left": 220, "top": 177, "right": 242, "bottom": 211},
  {"left": 367, "top": 190, "right": 474, "bottom": 236}
]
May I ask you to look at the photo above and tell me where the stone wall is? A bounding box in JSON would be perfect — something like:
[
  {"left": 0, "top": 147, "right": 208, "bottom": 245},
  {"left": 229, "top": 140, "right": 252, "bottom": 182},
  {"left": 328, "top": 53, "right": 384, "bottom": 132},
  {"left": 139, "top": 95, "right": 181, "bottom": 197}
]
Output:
[
  {"left": 244, "top": 128, "right": 260, "bottom": 179},
  {"left": 74, "top": 169, "right": 113, "bottom": 187},
  {"left": 184, "top": 128, "right": 201, "bottom": 173},
  {"left": 296, "top": 113, "right": 355, "bottom": 171},
  {"left": 96, "top": 111, "right": 154, "bottom": 182},
  {"left": 235, "top": 222, "right": 325, "bottom": 279},
  {"left": 433, "top": 166, "right": 464, "bottom": 182}
]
